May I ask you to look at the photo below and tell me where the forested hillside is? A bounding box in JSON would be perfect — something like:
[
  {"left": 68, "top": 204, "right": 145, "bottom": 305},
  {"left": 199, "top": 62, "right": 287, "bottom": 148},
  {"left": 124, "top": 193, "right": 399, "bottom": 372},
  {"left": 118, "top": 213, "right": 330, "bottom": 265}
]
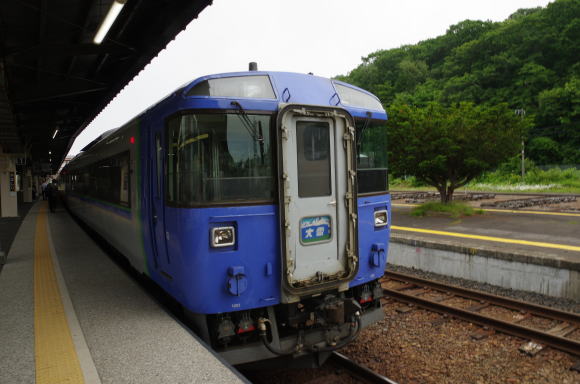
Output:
[{"left": 338, "top": 0, "right": 580, "bottom": 165}]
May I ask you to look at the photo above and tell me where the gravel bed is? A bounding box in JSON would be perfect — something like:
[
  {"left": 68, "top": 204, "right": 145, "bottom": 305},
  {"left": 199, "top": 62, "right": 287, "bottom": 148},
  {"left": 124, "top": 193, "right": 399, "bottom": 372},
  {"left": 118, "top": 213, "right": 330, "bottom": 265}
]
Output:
[
  {"left": 392, "top": 191, "right": 580, "bottom": 212},
  {"left": 387, "top": 264, "right": 580, "bottom": 314},
  {"left": 245, "top": 265, "right": 579, "bottom": 383},
  {"left": 481, "top": 196, "right": 577, "bottom": 209},
  {"left": 341, "top": 302, "right": 579, "bottom": 384}
]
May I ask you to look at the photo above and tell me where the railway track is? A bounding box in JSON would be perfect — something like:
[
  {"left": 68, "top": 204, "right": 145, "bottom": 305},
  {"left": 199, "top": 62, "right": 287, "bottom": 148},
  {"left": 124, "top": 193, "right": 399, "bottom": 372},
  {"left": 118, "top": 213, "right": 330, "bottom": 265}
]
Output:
[
  {"left": 382, "top": 271, "right": 580, "bottom": 357},
  {"left": 329, "top": 352, "right": 398, "bottom": 384},
  {"left": 390, "top": 190, "right": 580, "bottom": 197}
]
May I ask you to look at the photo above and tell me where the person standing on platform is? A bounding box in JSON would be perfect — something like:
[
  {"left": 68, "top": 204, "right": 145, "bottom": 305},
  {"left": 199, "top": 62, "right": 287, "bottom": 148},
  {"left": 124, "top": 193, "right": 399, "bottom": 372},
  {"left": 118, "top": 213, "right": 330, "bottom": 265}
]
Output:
[
  {"left": 41, "top": 180, "right": 47, "bottom": 200},
  {"left": 47, "top": 180, "right": 58, "bottom": 213}
]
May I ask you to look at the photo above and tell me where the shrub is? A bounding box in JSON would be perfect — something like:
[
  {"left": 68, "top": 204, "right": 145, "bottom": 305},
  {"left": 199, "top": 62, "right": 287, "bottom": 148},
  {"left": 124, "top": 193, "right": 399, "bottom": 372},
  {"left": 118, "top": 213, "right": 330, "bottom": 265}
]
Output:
[{"left": 411, "top": 202, "right": 483, "bottom": 218}]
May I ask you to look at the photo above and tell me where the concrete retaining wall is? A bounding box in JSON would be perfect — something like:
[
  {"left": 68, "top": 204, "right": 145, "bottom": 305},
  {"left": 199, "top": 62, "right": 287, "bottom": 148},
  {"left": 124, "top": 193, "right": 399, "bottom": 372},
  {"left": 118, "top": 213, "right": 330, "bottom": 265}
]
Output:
[{"left": 389, "top": 235, "right": 580, "bottom": 300}]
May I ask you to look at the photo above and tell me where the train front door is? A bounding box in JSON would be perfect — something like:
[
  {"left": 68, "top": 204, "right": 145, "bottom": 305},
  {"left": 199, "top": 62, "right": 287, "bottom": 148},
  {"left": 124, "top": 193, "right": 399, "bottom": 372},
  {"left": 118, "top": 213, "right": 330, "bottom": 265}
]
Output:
[{"left": 278, "top": 106, "right": 358, "bottom": 297}]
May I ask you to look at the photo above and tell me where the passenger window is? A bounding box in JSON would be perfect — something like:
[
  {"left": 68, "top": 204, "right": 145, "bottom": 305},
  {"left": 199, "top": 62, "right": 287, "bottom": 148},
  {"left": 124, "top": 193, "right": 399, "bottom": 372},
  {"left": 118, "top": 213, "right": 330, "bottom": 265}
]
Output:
[{"left": 120, "top": 156, "right": 129, "bottom": 204}]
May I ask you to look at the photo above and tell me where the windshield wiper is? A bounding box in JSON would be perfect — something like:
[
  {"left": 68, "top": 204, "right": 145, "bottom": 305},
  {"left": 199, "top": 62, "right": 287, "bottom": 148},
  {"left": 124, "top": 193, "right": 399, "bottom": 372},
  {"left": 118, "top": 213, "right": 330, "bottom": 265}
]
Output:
[
  {"left": 231, "top": 101, "right": 260, "bottom": 140},
  {"left": 231, "top": 101, "right": 265, "bottom": 163},
  {"left": 357, "top": 111, "right": 373, "bottom": 148}
]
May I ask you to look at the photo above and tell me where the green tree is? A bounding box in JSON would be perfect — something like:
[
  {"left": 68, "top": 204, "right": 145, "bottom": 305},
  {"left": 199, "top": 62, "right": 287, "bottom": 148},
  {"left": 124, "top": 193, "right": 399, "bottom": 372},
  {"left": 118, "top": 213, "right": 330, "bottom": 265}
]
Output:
[
  {"left": 538, "top": 76, "right": 580, "bottom": 125},
  {"left": 338, "top": 0, "right": 580, "bottom": 165},
  {"left": 387, "top": 103, "right": 528, "bottom": 202},
  {"left": 528, "top": 137, "right": 562, "bottom": 165}
]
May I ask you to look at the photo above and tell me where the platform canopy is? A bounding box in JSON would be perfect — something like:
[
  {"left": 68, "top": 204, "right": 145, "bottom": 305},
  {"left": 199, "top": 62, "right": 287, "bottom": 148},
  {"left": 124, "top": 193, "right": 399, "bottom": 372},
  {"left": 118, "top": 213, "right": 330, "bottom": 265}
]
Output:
[{"left": 0, "top": 0, "right": 212, "bottom": 173}]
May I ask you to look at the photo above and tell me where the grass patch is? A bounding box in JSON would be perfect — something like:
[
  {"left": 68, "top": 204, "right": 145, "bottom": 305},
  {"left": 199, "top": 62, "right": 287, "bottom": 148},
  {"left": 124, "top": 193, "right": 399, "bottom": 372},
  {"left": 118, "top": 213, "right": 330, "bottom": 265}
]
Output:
[
  {"left": 468, "top": 166, "right": 580, "bottom": 193},
  {"left": 390, "top": 167, "right": 580, "bottom": 194},
  {"left": 411, "top": 202, "right": 484, "bottom": 218}
]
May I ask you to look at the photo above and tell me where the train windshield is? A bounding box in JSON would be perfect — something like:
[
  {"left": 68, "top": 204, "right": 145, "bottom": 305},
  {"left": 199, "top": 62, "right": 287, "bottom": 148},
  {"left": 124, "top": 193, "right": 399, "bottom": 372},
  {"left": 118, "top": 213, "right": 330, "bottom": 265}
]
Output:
[
  {"left": 356, "top": 119, "right": 389, "bottom": 194},
  {"left": 166, "top": 113, "right": 274, "bottom": 205}
]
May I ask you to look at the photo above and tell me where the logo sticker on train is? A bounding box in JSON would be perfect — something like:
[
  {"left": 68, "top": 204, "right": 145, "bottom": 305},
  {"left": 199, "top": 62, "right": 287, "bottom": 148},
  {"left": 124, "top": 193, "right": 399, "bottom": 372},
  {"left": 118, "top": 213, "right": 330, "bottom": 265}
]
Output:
[{"left": 300, "top": 216, "right": 331, "bottom": 244}]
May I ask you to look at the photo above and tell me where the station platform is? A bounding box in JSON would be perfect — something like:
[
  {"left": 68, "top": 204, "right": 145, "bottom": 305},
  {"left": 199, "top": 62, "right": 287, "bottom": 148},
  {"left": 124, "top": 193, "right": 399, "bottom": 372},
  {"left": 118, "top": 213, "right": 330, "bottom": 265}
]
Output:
[
  {"left": 389, "top": 205, "right": 580, "bottom": 300},
  {"left": 0, "top": 201, "right": 245, "bottom": 384},
  {"left": 0, "top": 197, "right": 33, "bottom": 262}
]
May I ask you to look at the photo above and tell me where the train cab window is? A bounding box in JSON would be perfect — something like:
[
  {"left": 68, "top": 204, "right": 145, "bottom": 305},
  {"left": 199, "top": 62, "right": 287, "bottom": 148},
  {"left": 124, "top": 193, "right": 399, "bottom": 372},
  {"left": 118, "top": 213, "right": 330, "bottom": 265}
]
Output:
[
  {"left": 356, "top": 119, "right": 389, "bottom": 194},
  {"left": 333, "top": 82, "right": 384, "bottom": 111},
  {"left": 166, "top": 113, "right": 274, "bottom": 205},
  {"left": 186, "top": 76, "right": 276, "bottom": 99}
]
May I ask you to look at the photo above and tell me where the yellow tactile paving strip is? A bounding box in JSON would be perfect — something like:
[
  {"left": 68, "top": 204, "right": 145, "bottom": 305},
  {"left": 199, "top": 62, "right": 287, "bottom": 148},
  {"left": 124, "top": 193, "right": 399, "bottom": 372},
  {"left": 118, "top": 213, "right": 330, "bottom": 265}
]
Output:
[
  {"left": 34, "top": 203, "right": 84, "bottom": 384},
  {"left": 392, "top": 225, "right": 580, "bottom": 252}
]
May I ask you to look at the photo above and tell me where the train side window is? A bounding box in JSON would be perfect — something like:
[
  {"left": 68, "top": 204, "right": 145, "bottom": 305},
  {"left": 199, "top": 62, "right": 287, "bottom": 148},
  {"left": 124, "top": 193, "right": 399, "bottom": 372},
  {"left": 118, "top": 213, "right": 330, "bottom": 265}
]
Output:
[
  {"left": 120, "top": 156, "right": 129, "bottom": 204},
  {"left": 74, "top": 151, "right": 131, "bottom": 208},
  {"left": 356, "top": 119, "right": 389, "bottom": 194}
]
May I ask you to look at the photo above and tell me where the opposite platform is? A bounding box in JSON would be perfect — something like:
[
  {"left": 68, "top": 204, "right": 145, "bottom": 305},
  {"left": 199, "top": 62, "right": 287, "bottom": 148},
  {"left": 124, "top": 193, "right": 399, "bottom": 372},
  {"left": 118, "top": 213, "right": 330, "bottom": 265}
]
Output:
[
  {"left": 390, "top": 206, "right": 580, "bottom": 300},
  {"left": 0, "top": 201, "right": 245, "bottom": 384}
]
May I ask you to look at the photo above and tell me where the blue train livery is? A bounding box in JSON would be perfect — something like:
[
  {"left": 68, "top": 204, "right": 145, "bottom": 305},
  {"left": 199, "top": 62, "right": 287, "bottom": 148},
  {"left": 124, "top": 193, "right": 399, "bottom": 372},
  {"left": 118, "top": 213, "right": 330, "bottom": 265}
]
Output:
[{"left": 62, "top": 69, "right": 390, "bottom": 366}]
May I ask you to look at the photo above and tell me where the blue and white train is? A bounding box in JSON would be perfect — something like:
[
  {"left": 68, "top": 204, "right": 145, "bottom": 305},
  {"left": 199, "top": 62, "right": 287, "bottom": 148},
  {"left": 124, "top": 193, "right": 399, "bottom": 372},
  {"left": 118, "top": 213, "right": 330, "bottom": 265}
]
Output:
[{"left": 61, "top": 68, "right": 391, "bottom": 365}]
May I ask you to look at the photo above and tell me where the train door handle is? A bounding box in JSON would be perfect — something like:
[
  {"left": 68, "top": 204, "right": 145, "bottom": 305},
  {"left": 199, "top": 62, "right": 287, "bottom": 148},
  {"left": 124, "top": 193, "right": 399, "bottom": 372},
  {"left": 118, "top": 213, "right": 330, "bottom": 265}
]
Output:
[
  {"left": 328, "top": 200, "right": 336, "bottom": 206},
  {"left": 153, "top": 214, "right": 158, "bottom": 223}
]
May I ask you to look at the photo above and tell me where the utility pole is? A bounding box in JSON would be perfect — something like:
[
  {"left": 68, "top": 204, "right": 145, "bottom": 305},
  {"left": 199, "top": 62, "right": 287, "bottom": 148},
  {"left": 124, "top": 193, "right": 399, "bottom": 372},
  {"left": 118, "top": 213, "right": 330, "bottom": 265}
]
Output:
[{"left": 514, "top": 109, "right": 526, "bottom": 179}]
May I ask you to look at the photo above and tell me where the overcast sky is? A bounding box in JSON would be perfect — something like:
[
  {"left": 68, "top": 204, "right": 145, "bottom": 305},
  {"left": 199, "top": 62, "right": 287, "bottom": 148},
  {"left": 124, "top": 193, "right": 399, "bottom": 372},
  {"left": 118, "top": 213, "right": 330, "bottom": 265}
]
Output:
[{"left": 68, "top": 0, "right": 553, "bottom": 156}]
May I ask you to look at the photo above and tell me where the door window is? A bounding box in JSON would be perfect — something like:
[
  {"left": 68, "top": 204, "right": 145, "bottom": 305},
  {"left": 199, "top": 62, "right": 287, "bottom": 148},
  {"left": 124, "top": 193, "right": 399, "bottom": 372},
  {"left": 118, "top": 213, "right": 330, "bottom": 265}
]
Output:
[{"left": 296, "top": 121, "right": 331, "bottom": 197}]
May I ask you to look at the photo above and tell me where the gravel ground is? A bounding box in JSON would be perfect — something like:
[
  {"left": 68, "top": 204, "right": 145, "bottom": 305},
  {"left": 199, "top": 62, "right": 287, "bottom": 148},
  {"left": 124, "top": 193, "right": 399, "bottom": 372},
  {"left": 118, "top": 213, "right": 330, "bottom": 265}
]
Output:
[
  {"left": 387, "top": 264, "right": 580, "bottom": 314},
  {"left": 247, "top": 266, "right": 579, "bottom": 383},
  {"left": 341, "top": 302, "right": 579, "bottom": 384}
]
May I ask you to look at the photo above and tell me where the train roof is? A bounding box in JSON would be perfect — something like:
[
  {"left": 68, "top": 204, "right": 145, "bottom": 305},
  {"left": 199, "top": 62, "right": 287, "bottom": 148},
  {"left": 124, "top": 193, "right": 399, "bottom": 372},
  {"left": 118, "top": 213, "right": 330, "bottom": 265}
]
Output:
[
  {"left": 77, "top": 71, "right": 387, "bottom": 154},
  {"left": 80, "top": 128, "right": 119, "bottom": 152},
  {"left": 147, "top": 71, "right": 387, "bottom": 121},
  {"left": 181, "top": 71, "right": 386, "bottom": 118}
]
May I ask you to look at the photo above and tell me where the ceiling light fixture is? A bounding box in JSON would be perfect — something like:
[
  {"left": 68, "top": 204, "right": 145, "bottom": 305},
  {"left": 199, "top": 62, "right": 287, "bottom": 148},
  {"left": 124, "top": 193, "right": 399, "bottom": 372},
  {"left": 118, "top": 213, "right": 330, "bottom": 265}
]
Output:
[
  {"left": 93, "top": 0, "right": 127, "bottom": 45},
  {"left": 52, "top": 129, "right": 59, "bottom": 139}
]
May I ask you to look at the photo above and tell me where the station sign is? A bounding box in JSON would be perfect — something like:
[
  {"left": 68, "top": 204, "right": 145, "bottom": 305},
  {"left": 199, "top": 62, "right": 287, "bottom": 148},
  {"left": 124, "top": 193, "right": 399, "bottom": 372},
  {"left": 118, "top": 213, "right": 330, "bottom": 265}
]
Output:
[{"left": 9, "top": 171, "right": 15, "bottom": 191}]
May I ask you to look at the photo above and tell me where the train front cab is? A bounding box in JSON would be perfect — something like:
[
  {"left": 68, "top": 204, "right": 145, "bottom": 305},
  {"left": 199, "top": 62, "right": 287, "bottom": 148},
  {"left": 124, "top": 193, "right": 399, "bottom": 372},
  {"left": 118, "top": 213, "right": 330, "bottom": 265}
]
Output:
[{"left": 142, "top": 74, "right": 390, "bottom": 366}]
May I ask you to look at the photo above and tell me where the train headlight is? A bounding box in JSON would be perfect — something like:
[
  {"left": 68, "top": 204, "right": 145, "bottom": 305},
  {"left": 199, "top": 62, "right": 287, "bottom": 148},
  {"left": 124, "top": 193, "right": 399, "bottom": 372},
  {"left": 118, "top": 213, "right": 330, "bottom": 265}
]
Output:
[
  {"left": 211, "top": 226, "right": 235, "bottom": 247},
  {"left": 374, "top": 210, "right": 388, "bottom": 227}
]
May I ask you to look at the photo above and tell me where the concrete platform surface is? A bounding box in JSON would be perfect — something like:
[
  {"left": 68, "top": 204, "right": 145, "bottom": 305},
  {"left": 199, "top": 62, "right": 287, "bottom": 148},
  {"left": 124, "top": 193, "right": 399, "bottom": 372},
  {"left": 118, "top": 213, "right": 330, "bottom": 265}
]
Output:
[
  {"left": 392, "top": 205, "right": 580, "bottom": 269},
  {"left": 0, "top": 200, "right": 33, "bottom": 260},
  {"left": 0, "top": 202, "right": 246, "bottom": 384}
]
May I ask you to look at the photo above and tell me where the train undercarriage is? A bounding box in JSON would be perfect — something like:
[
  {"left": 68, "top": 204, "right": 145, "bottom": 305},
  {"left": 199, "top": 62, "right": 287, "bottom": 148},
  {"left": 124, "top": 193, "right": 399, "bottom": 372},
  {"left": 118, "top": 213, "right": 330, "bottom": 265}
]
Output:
[{"left": 186, "top": 280, "right": 384, "bottom": 367}]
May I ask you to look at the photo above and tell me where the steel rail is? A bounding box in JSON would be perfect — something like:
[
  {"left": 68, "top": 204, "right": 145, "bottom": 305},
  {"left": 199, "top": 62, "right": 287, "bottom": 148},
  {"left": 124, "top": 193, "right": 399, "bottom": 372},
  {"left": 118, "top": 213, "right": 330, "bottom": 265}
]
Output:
[
  {"left": 383, "top": 274, "right": 580, "bottom": 356},
  {"left": 329, "top": 352, "right": 398, "bottom": 384},
  {"left": 384, "top": 271, "right": 580, "bottom": 326},
  {"left": 390, "top": 190, "right": 580, "bottom": 198}
]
